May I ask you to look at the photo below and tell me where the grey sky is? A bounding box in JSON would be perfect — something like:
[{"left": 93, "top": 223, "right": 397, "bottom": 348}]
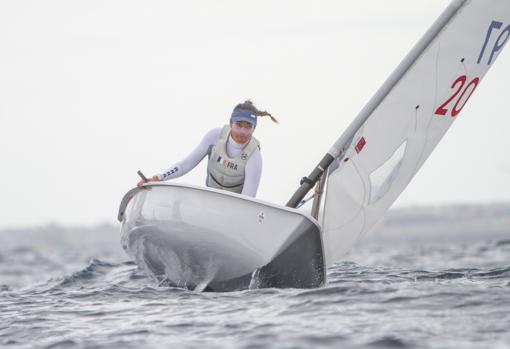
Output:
[{"left": 1, "top": 1, "right": 509, "bottom": 228}]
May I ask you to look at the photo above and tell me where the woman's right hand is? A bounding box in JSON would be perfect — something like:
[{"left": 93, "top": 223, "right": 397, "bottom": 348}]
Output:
[{"left": 137, "top": 175, "right": 160, "bottom": 188}]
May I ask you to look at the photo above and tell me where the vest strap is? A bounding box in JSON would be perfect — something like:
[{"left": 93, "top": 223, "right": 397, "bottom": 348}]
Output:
[{"left": 208, "top": 172, "right": 243, "bottom": 189}]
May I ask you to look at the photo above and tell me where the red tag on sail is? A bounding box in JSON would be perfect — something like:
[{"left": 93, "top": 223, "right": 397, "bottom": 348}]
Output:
[{"left": 355, "top": 137, "right": 366, "bottom": 153}]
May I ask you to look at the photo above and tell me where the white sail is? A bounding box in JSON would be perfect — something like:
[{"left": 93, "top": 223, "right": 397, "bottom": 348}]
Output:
[{"left": 322, "top": 0, "right": 510, "bottom": 266}]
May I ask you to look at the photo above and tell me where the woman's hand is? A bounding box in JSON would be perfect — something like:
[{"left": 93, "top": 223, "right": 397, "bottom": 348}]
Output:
[{"left": 137, "top": 175, "right": 160, "bottom": 188}]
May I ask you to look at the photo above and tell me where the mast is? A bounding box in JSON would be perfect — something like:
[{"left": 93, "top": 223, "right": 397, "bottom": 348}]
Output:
[
  {"left": 286, "top": 154, "right": 335, "bottom": 208},
  {"left": 286, "top": 0, "right": 467, "bottom": 209}
]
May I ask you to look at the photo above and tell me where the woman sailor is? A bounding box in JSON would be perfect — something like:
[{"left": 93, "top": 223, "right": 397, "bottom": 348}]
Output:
[{"left": 137, "top": 100, "right": 278, "bottom": 197}]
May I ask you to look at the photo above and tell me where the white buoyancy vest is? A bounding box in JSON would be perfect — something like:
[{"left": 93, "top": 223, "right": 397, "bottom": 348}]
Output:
[{"left": 207, "top": 125, "right": 260, "bottom": 194}]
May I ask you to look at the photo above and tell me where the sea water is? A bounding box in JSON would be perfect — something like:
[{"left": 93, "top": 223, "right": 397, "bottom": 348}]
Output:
[{"left": 1, "top": 222, "right": 509, "bottom": 349}]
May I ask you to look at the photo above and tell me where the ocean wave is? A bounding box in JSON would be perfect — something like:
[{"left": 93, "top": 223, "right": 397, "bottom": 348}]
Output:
[
  {"left": 43, "top": 340, "right": 76, "bottom": 349},
  {"left": 57, "top": 259, "right": 119, "bottom": 285},
  {"left": 21, "top": 259, "right": 195, "bottom": 300},
  {"left": 2, "top": 258, "right": 510, "bottom": 349},
  {"left": 366, "top": 336, "right": 410, "bottom": 348},
  {"left": 471, "top": 266, "right": 510, "bottom": 279},
  {"left": 327, "top": 263, "right": 510, "bottom": 285},
  {"left": 495, "top": 239, "right": 510, "bottom": 247}
]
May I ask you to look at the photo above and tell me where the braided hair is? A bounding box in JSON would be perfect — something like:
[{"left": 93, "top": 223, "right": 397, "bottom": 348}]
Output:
[{"left": 235, "top": 100, "right": 279, "bottom": 124}]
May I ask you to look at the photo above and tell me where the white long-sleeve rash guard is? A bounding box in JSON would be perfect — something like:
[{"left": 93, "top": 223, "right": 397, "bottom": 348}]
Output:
[{"left": 157, "top": 127, "right": 262, "bottom": 197}]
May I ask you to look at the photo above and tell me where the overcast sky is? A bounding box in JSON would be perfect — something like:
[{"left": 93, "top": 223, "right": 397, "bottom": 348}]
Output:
[{"left": 1, "top": 0, "right": 509, "bottom": 228}]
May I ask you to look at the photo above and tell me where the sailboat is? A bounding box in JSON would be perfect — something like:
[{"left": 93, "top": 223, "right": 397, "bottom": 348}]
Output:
[{"left": 118, "top": 0, "right": 510, "bottom": 291}]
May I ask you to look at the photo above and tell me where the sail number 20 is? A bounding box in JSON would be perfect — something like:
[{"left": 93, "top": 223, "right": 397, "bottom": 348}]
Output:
[
  {"left": 434, "top": 75, "right": 479, "bottom": 117},
  {"left": 435, "top": 20, "right": 509, "bottom": 117}
]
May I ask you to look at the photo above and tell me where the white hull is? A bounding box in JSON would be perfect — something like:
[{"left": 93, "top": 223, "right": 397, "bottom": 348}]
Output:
[{"left": 118, "top": 183, "right": 325, "bottom": 291}]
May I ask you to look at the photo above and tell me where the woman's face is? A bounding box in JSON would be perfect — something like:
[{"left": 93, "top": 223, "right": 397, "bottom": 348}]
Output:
[{"left": 230, "top": 120, "right": 255, "bottom": 144}]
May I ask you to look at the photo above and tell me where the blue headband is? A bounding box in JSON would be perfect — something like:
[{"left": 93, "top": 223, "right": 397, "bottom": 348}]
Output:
[{"left": 231, "top": 108, "right": 257, "bottom": 126}]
